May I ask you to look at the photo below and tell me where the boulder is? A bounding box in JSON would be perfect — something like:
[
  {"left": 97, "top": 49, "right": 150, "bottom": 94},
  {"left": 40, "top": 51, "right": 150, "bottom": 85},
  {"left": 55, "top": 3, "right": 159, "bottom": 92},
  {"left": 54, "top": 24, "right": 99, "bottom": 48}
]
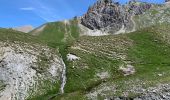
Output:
[{"left": 119, "top": 64, "right": 135, "bottom": 76}]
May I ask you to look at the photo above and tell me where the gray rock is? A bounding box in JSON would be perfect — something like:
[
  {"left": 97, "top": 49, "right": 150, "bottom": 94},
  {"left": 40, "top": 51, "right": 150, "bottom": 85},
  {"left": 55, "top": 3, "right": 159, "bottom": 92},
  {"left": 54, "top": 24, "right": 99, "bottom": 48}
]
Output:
[
  {"left": 165, "top": 0, "right": 170, "bottom": 2},
  {"left": 0, "top": 41, "right": 65, "bottom": 100},
  {"left": 81, "top": 0, "right": 151, "bottom": 34}
]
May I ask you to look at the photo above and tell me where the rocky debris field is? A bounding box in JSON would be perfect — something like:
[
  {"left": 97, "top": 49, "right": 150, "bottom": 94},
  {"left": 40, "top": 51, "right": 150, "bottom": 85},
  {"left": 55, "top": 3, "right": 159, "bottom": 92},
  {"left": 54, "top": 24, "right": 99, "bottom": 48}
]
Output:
[
  {"left": 86, "top": 79, "right": 170, "bottom": 100},
  {"left": 109, "top": 84, "right": 170, "bottom": 100}
]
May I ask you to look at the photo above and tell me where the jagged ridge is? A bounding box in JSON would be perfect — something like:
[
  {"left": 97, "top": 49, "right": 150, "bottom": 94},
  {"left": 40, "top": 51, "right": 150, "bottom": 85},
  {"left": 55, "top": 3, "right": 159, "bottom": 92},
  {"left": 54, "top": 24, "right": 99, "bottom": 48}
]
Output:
[{"left": 81, "top": 0, "right": 151, "bottom": 34}]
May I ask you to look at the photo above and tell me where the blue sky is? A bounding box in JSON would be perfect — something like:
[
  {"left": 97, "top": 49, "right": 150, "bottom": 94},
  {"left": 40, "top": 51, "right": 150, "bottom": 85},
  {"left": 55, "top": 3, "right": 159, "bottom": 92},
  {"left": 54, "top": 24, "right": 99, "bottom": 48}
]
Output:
[{"left": 0, "top": 0, "right": 164, "bottom": 28}]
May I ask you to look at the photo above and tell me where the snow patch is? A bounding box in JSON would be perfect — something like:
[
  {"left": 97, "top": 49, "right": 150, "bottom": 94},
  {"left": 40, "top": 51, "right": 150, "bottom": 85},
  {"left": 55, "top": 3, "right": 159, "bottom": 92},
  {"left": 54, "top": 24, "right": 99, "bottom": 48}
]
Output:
[
  {"left": 63, "top": 20, "right": 70, "bottom": 25},
  {"left": 60, "top": 59, "right": 67, "bottom": 94},
  {"left": 114, "top": 25, "right": 126, "bottom": 34},
  {"left": 79, "top": 23, "right": 108, "bottom": 36},
  {"left": 67, "top": 54, "right": 80, "bottom": 61}
]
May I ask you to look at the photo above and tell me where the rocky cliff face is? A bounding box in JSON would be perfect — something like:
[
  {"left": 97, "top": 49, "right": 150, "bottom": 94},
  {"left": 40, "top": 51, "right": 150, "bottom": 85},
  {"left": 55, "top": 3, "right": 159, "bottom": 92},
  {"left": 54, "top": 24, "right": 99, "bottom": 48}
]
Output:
[
  {"left": 81, "top": 0, "right": 151, "bottom": 35},
  {"left": 165, "top": 0, "right": 170, "bottom": 2},
  {"left": 0, "top": 41, "right": 65, "bottom": 100},
  {"left": 81, "top": 0, "right": 124, "bottom": 31}
]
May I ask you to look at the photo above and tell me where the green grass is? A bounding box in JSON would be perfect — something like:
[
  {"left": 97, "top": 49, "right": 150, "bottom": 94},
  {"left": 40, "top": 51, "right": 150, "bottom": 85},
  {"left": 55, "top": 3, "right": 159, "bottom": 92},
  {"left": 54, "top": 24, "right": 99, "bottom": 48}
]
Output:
[
  {"left": 109, "top": 30, "right": 170, "bottom": 97},
  {"left": 63, "top": 34, "right": 133, "bottom": 93},
  {"left": 0, "top": 81, "right": 6, "bottom": 91},
  {"left": 127, "top": 31, "right": 170, "bottom": 65},
  {"left": 35, "top": 22, "right": 65, "bottom": 44},
  {"left": 54, "top": 28, "right": 170, "bottom": 99},
  {"left": 30, "top": 19, "right": 80, "bottom": 48},
  {"left": 27, "top": 81, "right": 61, "bottom": 100},
  {"left": 51, "top": 34, "right": 132, "bottom": 99},
  {"left": 65, "top": 52, "right": 121, "bottom": 92},
  {"left": 150, "top": 9, "right": 159, "bottom": 15},
  {"left": 0, "top": 28, "right": 42, "bottom": 44},
  {"left": 1, "top": 18, "right": 170, "bottom": 99},
  {"left": 27, "top": 19, "right": 81, "bottom": 100},
  {"left": 54, "top": 91, "right": 86, "bottom": 100}
]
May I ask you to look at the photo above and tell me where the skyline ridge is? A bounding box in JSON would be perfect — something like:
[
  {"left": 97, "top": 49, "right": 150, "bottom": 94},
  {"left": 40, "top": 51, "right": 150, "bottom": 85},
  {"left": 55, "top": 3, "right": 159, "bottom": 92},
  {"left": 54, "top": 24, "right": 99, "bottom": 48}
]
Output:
[{"left": 0, "top": 0, "right": 165, "bottom": 28}]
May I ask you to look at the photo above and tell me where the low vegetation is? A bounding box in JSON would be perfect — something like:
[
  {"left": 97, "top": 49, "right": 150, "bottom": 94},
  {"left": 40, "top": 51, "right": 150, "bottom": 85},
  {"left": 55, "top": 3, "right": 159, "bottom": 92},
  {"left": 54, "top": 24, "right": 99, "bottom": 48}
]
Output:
[
  {"left": 1, "top": 18, "right": 170, "bottom": 99},
  {"left": 0, "top": 28, "right": 41, "bottom": 44},
  {"left": 53, "top": 25, "right": 170, "bottom": 99}
]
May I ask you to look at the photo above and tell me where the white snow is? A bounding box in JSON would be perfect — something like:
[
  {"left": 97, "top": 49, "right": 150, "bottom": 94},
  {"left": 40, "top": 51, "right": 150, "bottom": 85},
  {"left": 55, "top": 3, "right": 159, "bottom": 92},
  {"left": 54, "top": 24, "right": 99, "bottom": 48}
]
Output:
[
  {"left": 63, "top": 20, "right": 70, "bottom": 25},
  {"left": 158, "top": 74, "right": 163, "bottom": 77},
  {"left": 79, "top": 23, "right": 108, "bottom": 36},
  {"left": 60, "top": 59, "right": 67, "bottom": 94},
  {"left": 67, "top": 54, "right": 80, "bottom": 61},
  {"left": 114, "top": 25, "right": 126, "bottom": 34},
  {"left": 130, "top": 16, "right": 136, "bottom": 32}
]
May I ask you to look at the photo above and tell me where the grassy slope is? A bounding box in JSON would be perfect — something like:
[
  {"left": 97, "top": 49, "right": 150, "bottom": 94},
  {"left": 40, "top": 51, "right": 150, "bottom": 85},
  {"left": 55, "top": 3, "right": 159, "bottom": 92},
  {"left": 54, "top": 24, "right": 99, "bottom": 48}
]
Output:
[
  {"left": 28, "top": 5, "right": 170, "bottom": 99},
  {"left": 30, "top": 19, "right": 79, "bottom": 48},
  {"left": 28, "top": 19, "right": 81, "bottom": 99},
  {"left": 54, "top": 25, "right": 170, "bottom": 99},
  {"left": 0, "top": 28, "right": 41, "bottom": 43},
  {"left": 2, "top": 19, "right": 170, "bottom": 99},
  {"left": 134, "top": 5, "right": 170, "bottom": 30},
  {"left": 108, "top": 29, "right": 170, "bottom": 97},
  {"left": 29, "top": 20, "right": 170, "bottom": 99},
  {"left": 65, "top": 35, "right": 132, "bottom": 92},
  {"left": 0, "top": 81, "right": 6, "bottom": 92}
]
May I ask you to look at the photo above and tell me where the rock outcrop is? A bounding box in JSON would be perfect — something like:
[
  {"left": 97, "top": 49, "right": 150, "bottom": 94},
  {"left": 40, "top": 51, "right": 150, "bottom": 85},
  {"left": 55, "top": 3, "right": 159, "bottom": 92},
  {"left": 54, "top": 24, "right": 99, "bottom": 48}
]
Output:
[
  {"left": 0, "top": 41, "right": 64, "bottom": 100},
  {"left": 165, "top": 0, "right": 170, "bottom": 2},
  {"left": 81, "top": 0, "right": 124, "bottom": 31},
  {"left": 81, "top": 0, "right": 151, "bottom": 35}
]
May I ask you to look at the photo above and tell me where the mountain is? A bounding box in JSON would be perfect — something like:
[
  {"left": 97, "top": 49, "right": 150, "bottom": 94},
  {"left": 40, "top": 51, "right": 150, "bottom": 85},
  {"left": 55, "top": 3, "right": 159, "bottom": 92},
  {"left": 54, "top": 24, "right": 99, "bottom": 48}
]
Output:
[
  {"left": 13, "top": 25, "right": 33, "bottom": 33},
  {"left": 165, "top": 0, "right": 170, "bottom": 2},
  {"left": 30, "top": 19, "right": 80, "bottom": 46},
  {"left": 62, "top": 23, "right": 170, "bottom": 100},
  {"left": 81, "top": 0, "right": 152, "bottom": 35},
  {"left": 1, "top": 0, "right": 170, "bottom": 100}
]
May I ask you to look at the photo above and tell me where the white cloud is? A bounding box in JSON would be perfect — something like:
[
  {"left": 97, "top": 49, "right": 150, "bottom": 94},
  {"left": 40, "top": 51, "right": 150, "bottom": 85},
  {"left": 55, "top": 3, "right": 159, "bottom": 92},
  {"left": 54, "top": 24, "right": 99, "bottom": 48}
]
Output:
[
  {"left": 20, "top": 7, "right": 35, "bottom": 11},
  {"left": 29, "top": 1, "right": 61, "bottom": 22},
  {"left": 20, "top": 0, "right": 75, "bottom": 22}
]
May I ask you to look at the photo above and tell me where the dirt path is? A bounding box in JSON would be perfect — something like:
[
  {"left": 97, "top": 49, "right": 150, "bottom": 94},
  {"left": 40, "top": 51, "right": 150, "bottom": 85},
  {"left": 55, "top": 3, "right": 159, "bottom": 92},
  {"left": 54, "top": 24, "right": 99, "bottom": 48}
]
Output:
[{"left": 131, "top": 15, "right": 136, "bottom": 32}]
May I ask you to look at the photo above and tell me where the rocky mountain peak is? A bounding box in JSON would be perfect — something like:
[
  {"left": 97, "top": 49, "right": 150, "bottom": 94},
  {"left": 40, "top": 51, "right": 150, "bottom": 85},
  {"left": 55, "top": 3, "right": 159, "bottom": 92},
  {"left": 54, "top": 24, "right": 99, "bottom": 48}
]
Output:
[
  {"left": 97, "top": 0, "right": 113, "bottom": 3},
  {"left": 81, "top": 0, "right": 122, "bottom": 31},
  {"left": 81, "top": 0, "right": 151, "bottom": 34},
  {"left": 165, "top": 0, "right": 170, "bottom": 2}
]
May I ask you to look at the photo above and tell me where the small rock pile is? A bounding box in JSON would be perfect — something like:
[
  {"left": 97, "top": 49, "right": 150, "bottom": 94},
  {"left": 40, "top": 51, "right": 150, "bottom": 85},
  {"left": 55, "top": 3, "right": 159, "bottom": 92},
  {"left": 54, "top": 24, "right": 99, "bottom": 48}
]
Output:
[{"left": 119, "top": 64, "right": 136, "bottom": 76}]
